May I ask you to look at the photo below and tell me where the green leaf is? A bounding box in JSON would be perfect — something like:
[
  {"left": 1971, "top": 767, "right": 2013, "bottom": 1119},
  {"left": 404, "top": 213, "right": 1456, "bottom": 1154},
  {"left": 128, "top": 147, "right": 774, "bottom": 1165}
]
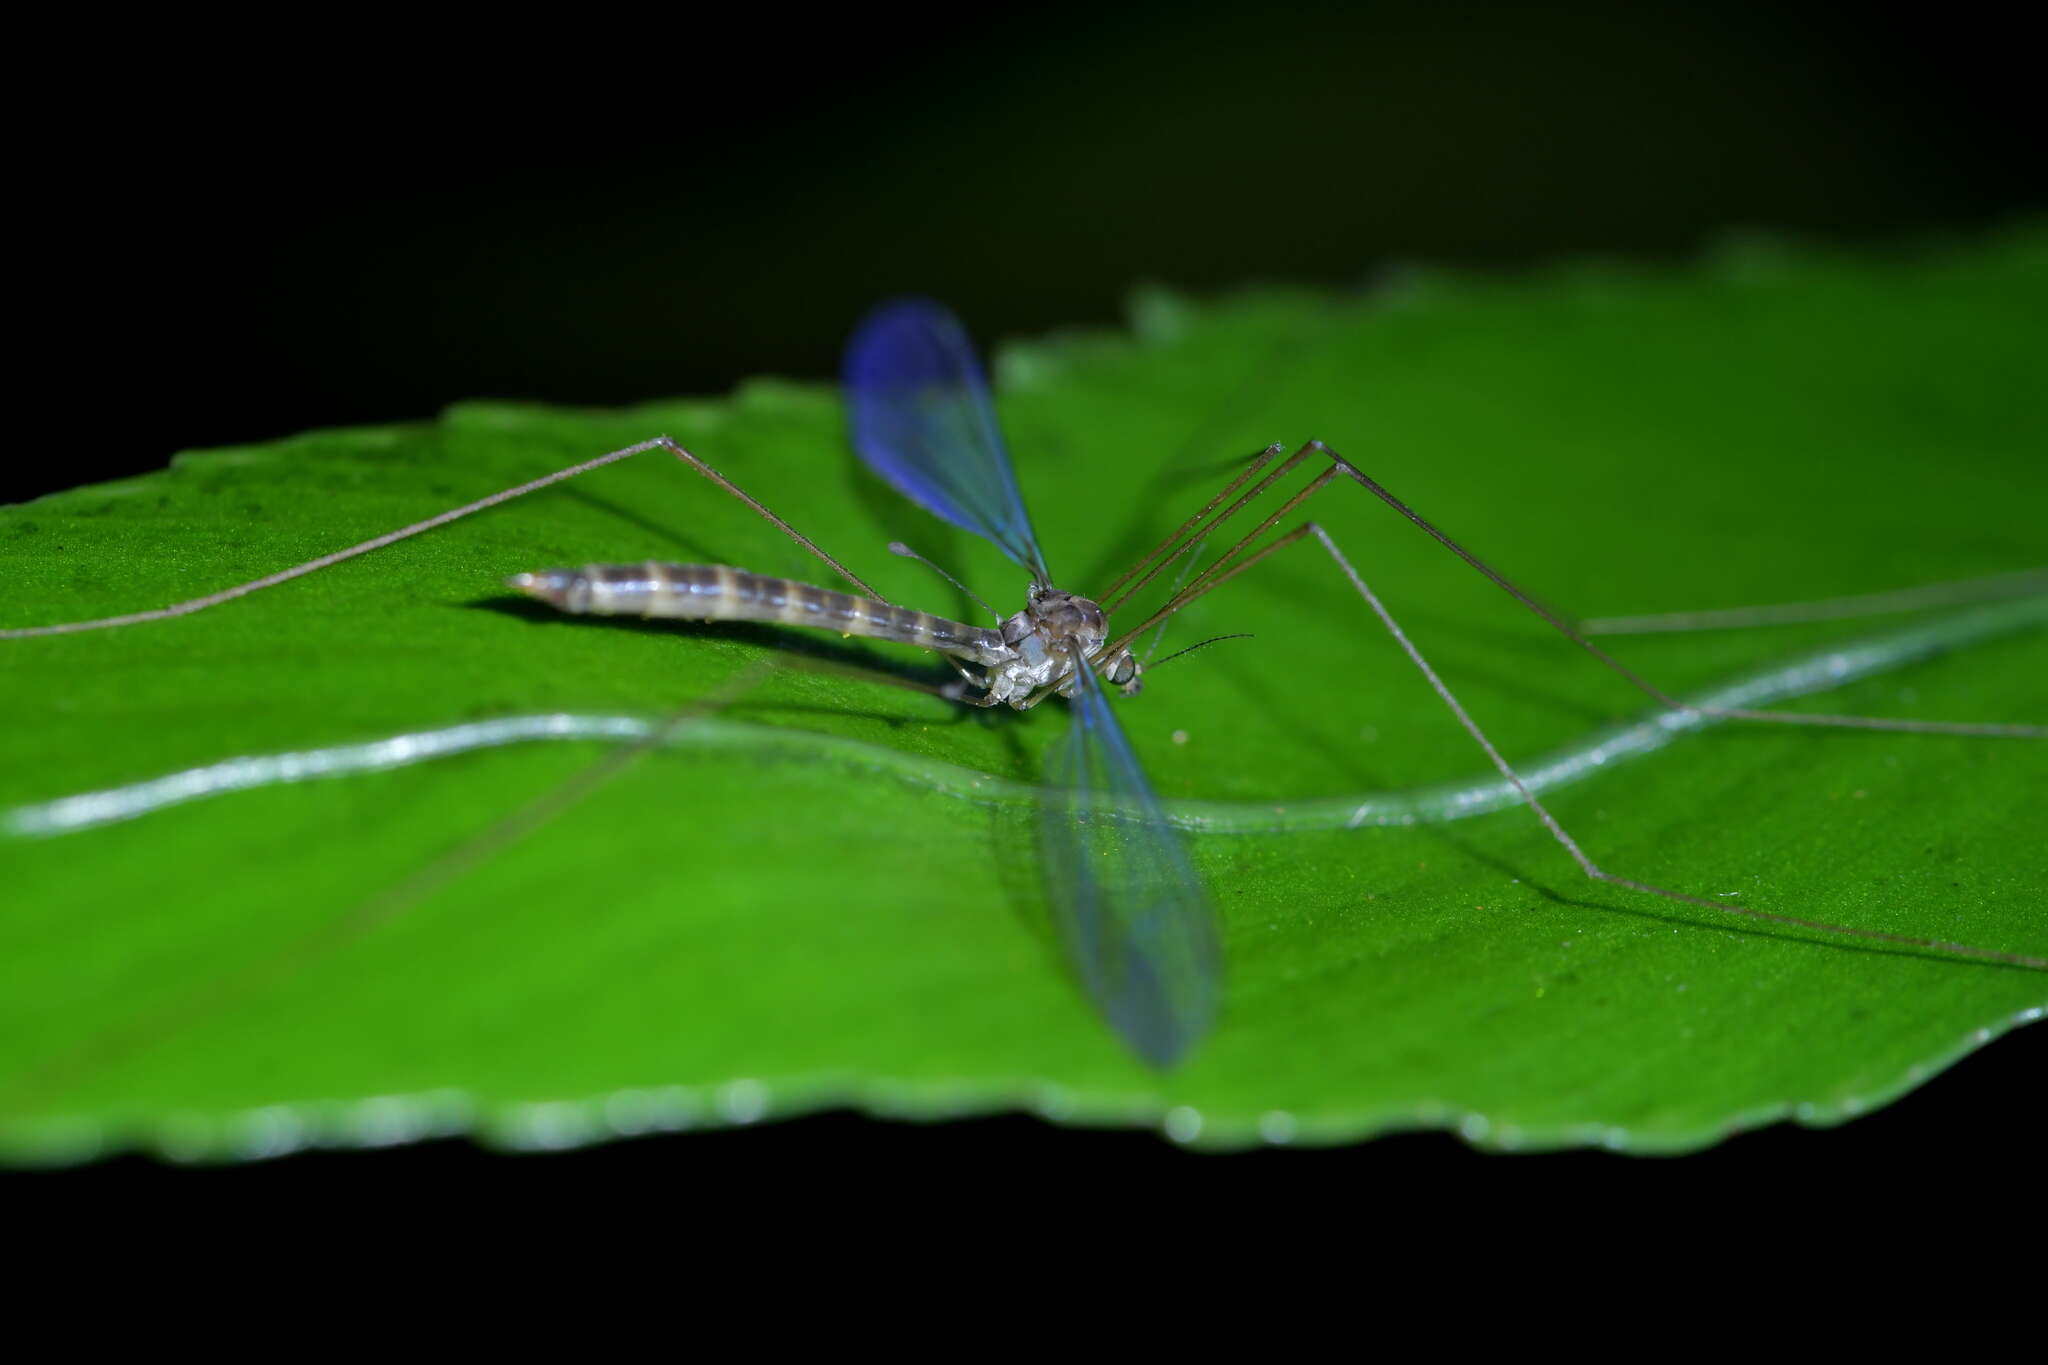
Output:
[{"left": 2, "top": 229, "right": 2043, "bottom": 1162}]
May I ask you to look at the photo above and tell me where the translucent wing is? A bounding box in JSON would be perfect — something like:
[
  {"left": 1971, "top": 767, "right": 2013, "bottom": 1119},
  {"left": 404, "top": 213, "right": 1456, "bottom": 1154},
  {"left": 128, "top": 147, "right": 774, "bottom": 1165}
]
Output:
[
  {"left": 1040, "top": 656, "right": 1222, "bottom": 1066},
  {"left": 844, "top": 298, "right": 1050, "bottom": 580}
]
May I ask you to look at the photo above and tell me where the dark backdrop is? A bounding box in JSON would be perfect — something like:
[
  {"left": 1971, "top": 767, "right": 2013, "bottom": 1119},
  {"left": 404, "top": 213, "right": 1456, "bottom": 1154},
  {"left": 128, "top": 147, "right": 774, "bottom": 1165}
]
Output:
[
  {"left": 9, "top": 2, "right": 2044, "bottom": 1215},
  {"left": 14, "top": 1, "right": 2042, "bottom": 498}
]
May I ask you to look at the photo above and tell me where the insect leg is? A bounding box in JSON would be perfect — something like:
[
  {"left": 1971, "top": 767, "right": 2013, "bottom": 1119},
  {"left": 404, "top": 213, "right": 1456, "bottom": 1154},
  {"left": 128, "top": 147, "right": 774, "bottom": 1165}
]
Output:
[
  {"left": 1297, "top": 520, "right": 2047, "bottom": 970},
  {"left": 1106, "top": 441, "right": 2045, "bottom": 740},
  {"left": 1, "top": 436, "right": 892, "bottom": 638},
  {"left": 649, "top": 438, "right": 888, "bottom": 601},
  {"left": 1311, "top": 443, "right": 2046, "bottom": 739},
  {"left": 1102, "top": 450, "right": 1341, "bottom": 658},
  {"left": 1577, "top": 565, "right": 2048, "bottom": 635},
  {"left": 1098, "top": 442, "right": 1331, "bottom": 612},
  {"left": 1091, "top": 456, "right": 2045, "bottom": 966}
]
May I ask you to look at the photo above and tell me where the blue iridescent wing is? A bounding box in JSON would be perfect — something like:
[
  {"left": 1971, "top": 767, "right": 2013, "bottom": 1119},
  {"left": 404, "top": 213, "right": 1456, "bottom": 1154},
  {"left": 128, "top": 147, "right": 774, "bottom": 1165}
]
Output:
[
  {"left": 1040, "top": 657, "right": 1222, "bottom": 1066},
  {"left": 844, "top": 298, "right": 1049, "bottom": 580}
]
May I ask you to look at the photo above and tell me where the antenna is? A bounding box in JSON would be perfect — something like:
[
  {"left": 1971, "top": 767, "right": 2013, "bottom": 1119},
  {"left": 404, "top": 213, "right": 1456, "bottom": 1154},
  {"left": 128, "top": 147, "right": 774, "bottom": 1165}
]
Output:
[{"left": 1150, "top": 633, "right": 1253, "bottom": 671}]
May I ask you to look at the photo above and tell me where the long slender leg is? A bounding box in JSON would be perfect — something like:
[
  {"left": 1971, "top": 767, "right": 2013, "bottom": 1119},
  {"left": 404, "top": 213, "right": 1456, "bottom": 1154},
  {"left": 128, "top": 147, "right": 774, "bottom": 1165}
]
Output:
[
  {"left": 1, "top": 436, "right": 889, "bottom": 639},
  {"left": 1579, "top": 565, "right": 2048, "bottom": 635},
  {"left": 1105, "top": 468, "right": 1337, "bottom": 656},
  {"left": 1313, "top": 444, "right": 2048, "bottom": 737},
  {"left": 1082, "top": 449, "right": 2046, "bottom": 962},
  {"left": 1098, "top": 443, "right": 1336, "bottom": 613},
  {"left": 654, "top": 438, "right": 888, "bottom": 600},
  {"left": 1102, "top": 441, "right": 2046, "bottom": 740},
  {"left": 1107, "top": 521, "right": 1322, "bottom": 659},
  {"left": 1093, "top": 461, "right": 2047, "bottom": 964},
  {"left": 1098, "top": 443, "right": 1287, "bottom": 609},
  {"left": 1100, "top": 438, "right": 1553, "bottom": 631},
  {"left": 1302, "top": 521, "right": 2047, "bottom": 970}
]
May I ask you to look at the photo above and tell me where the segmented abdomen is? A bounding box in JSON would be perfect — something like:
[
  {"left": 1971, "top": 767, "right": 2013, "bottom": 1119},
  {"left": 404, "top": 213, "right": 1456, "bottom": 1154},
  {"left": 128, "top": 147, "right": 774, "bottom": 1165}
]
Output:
[{"left": 514, "top": 562, "right": 1008, "bottom": 666}]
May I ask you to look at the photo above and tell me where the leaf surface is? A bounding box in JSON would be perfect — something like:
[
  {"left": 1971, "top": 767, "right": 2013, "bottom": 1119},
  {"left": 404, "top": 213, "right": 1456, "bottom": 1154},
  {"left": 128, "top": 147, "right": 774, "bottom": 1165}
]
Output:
[{"left": 2, "top": 231, "right": 2044, "bottom": 1161}]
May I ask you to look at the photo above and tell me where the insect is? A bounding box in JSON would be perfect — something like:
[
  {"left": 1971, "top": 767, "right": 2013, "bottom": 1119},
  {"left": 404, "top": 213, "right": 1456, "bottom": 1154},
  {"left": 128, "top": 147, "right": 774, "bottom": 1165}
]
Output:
[
  {"left": 508, "top": 300, "right": 1225, "bottom": 1065},
  {"left": 4, "top": 299, "right": 2044, "bottom": 1080}
]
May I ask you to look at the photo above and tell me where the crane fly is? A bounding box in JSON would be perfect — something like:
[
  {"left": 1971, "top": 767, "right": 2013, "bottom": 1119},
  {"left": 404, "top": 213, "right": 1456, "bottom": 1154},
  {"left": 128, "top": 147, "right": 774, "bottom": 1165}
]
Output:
[
  {"left": 509, "top": 300, "right": 1224, "bottom": 1065},
  {"left": 3, "top": 299, "right": 2044, "bottom": 1079},
  {"left": 368, "top": 299, "right": 2048, "bottom": 1064}
]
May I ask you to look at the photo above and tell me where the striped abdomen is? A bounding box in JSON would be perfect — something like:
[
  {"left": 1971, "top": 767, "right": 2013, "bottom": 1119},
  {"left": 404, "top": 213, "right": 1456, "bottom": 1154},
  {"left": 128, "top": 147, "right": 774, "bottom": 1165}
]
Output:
[{"left": 507, "top": 562, "right": 1009, "bottom": 666}]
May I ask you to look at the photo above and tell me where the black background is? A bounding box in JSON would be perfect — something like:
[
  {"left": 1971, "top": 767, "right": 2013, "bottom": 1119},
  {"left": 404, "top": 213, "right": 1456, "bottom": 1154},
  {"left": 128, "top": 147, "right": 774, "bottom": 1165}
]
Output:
[{"left": 8, "top": 1, "right": 2044, "bottom": 1218}]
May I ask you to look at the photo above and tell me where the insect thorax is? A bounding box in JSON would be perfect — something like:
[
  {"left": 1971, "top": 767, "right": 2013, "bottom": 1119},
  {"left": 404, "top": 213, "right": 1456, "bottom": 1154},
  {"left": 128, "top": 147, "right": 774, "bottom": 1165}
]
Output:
[{"left": 985, "top": 582, "right": 1139, "bottom": 707}]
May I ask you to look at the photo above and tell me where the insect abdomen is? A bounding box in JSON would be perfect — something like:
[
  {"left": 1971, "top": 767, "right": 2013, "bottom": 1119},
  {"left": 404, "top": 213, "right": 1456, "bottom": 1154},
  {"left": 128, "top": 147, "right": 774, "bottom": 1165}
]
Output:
[{"left": 509, "top": 562, "right": 1007, "bottom": 665}]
